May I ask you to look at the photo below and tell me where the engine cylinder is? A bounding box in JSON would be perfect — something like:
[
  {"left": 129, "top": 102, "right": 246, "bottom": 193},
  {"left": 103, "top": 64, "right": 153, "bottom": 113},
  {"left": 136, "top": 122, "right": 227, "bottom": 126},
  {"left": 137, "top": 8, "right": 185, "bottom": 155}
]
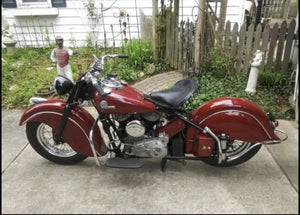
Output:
[{"left": 125, "top": 120, "right": 145, "bottom": 137}]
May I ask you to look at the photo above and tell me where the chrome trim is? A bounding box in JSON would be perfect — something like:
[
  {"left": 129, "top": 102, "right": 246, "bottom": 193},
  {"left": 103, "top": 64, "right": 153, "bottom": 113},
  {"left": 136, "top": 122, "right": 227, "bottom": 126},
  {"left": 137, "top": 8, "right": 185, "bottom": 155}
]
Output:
[
  {"left": 100, "top": 100, "right": 116, "bottom": 109},
  {"left": 89, "top": 117, "right": 101, "bottom": 166},
  {"left": 226, "top": 128, "right": 288, "bottom": 162},
  {"left": 198, "top": 110, "right": 272, "bottom": 139},
  {"left": 203, "top": 126, "right": 224, "bottom": 164},
  {"left": 29, "top": 97, "right": 48, "bottom": 105}
]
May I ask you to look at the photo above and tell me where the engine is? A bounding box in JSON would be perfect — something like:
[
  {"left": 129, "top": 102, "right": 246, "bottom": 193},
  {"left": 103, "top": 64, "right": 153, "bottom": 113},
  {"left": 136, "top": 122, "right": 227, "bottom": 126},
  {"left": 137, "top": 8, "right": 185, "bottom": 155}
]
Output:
[{"left": 112, "top": 112, "right": 169, "bottom": 158}]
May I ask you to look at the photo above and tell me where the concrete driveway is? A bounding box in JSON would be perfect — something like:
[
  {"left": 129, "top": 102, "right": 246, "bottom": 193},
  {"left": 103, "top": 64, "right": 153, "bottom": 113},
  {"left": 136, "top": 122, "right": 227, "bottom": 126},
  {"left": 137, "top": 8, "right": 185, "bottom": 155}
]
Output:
[{"left": 1, "top": 109, "right": 298, "bottom": 214}]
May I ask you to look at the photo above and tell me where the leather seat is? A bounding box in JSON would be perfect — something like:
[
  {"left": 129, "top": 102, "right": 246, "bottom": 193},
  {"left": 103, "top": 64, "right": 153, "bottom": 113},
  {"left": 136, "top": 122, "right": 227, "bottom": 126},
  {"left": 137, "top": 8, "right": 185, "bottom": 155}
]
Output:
[{"left": 150, "top": 78, "right": 198, "bottom": 107}]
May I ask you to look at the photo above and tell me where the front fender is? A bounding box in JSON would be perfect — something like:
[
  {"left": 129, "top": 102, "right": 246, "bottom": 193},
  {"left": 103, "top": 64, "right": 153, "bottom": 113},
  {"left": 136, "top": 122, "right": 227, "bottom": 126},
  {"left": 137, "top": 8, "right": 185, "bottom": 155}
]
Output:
[
  {"left": 188, "top": 97, "right": 280, "bottom": 143},
  {"left": 19, "top": 99, "right": 105, "bottom": 157}
]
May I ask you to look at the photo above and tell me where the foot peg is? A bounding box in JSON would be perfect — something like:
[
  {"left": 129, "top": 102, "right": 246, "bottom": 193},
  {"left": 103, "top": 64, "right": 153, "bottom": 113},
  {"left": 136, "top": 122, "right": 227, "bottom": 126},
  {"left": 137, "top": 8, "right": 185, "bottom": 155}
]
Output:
[{"left": 106, "top": 157, "right": 143, "bottom": 169}]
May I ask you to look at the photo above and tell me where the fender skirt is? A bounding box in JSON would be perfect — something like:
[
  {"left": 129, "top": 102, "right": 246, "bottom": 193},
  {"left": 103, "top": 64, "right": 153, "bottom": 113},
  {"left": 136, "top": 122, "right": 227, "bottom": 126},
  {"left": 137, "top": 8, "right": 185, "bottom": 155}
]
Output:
[
  {"left": 187, "top": 97, "right": 280, "bottom": 145},
  {"left": 19, "top": 99, "right": 106, "bottom": 157}
]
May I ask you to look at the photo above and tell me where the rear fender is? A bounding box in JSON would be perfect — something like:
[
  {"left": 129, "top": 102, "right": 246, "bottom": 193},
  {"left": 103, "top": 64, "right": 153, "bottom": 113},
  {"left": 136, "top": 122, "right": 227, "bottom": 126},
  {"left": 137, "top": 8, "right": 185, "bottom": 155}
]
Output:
[
  {"left": 187, "top": 97, "right": 280, "bottom": 144},
  {"left": 19, "top": 99, "right": 105, "bottom": 157}
]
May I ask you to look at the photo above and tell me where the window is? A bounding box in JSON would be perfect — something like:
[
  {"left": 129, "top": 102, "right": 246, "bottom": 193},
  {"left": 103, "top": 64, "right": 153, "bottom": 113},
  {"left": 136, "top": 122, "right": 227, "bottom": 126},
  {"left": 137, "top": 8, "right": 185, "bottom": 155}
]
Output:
[
  {"left": 19, "top": 0, "right": 52, "bottom": 7},
  {"left": 23, "top": 0, "right": 48, "bottom": 2},
  {"left": 51, "top": 0, "right": 66, "bottom": 7},
  {"left": 2, "top": 0, "right": 17, "bottom": 8},
  {"left": 2, "top": 0, "right": 66, "bottom": 8}
]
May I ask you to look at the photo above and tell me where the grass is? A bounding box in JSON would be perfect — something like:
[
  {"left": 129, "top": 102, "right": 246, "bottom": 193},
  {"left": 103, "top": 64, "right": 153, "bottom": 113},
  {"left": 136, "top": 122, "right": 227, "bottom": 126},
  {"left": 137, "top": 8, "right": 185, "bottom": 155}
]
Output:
[{"left": 1, "top": 42, "right": 167, "bottom": 109}]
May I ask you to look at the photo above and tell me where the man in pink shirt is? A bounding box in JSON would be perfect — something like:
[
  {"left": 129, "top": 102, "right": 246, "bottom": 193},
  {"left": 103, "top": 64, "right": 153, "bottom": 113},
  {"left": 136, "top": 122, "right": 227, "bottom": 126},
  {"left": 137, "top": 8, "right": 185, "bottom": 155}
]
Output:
[{"left": 50, "top": 35, "right": 77, "bottom": 83}]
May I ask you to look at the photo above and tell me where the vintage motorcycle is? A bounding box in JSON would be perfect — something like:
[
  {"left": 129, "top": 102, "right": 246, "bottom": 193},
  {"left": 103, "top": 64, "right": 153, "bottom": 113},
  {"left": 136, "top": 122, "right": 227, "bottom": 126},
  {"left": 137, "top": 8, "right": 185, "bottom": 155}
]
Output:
[{"left": 19, "top": 54, "right": 288, "bottom": 170}]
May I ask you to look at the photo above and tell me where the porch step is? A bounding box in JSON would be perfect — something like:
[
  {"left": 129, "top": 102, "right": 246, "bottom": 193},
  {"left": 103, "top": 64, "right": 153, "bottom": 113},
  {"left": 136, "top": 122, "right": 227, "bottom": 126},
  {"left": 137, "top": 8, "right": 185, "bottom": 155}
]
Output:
[{"left": 105, "top": 157, "right": 143, "bottom": 169}]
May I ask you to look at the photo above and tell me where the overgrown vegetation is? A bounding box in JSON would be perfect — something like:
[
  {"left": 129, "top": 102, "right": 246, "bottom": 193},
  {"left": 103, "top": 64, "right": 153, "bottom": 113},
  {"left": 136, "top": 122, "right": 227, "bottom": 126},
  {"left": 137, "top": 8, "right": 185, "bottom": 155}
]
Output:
[
  {"left": 103, "top": 40, "right": 167, "bottom": 80},
  {"left": 2, "top": 44, "right": 295, "bottom": 120},
  {"left": 184, "top": 47, "right": 295, "bottom": 120},
  {"left": 2, "top": 40, "right": 168, "bottom": 109}
]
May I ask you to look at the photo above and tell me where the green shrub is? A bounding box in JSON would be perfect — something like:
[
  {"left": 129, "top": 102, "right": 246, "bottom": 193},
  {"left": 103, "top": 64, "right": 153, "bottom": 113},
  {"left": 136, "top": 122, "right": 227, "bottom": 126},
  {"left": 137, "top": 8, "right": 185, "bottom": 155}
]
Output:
[
  {"left": 122, "top": 39, "right": 153, "bottom": 70},
  {"left": 258, "top": 70, "right": 287, "bottom": 88},
  {"left": 205, "top": 46, "right": 237, "bottom": 77}
]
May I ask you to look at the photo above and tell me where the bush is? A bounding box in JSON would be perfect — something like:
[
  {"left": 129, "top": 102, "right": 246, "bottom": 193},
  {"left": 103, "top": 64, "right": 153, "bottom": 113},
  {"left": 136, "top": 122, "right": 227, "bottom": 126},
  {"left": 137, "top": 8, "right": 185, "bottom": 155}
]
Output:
[
  {"left": 204, "top": 46, "right": 237, "bottom": 77},
  {"left": 258, "top": 70, "right": 287, "bottom": 89},
  {"left": 104, "top": 40, "right": 168, "bottom": 81}
]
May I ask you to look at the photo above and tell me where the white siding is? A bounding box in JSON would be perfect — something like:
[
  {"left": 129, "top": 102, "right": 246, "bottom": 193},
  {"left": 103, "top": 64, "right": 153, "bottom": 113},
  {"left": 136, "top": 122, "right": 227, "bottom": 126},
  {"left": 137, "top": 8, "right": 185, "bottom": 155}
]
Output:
[{"left": 2, "top": 0, "right": 249, "bottom": 48}]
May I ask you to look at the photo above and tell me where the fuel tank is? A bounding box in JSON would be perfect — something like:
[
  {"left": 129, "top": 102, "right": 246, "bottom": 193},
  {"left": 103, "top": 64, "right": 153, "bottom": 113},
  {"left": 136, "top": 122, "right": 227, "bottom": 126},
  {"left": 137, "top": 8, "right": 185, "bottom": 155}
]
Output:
[
  {"left": 94, "top": 85, "right": 156, "bottom": 114},
  {"left": 187, "top": 97, "right": 280, "bottom": 144}
]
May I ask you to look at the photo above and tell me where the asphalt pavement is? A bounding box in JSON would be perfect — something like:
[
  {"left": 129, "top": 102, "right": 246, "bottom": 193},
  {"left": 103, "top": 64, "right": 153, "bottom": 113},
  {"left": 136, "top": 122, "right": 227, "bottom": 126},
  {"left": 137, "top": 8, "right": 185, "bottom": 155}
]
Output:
[{"left": 1, "top": 71, "right": 299, "bottom": 214}]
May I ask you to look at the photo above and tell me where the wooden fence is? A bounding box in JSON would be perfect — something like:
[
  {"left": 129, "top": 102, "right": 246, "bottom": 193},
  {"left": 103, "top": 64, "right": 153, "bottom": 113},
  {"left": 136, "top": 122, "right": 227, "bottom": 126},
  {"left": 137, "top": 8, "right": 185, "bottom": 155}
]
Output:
[
  {"left": 175, "top": 18, "right": 297, "bottom": 75},
  {"left": 216, "top": 18, "right": 297, "bottom": 74},
  {"left": 262, "top": 0, "right": 292, "bottom": 19}
]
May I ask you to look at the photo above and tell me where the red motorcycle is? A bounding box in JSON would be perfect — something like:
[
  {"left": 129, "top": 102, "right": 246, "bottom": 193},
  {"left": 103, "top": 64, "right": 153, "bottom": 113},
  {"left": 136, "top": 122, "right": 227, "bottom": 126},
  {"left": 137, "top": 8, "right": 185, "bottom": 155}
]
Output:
[{"left": 19, "top": 54, "right": 288, "bottom": 170}]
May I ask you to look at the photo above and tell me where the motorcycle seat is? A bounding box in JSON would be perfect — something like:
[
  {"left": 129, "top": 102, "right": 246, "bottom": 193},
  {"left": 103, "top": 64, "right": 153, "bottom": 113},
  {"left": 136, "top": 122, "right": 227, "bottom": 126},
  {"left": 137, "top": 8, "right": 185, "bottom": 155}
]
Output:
[{"left": 149, "top": 78, "right": 198, "bottom": 107}]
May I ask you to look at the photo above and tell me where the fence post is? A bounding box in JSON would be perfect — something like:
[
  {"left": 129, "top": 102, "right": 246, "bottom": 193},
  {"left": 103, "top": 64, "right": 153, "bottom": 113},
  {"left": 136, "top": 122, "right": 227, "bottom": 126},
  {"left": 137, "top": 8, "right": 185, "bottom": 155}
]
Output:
[
  {"left": 265, "top": 23, "right": 279, "bottom": 71},
  {"left": 152, "top": 0, "right": 158, "bottom": 60},
  {"left": 224, "top": 21, "right": 231, "bottom": 52},
  {"left": 244, "top": 23, "right": 255, "bottom": 72},
  {"left": 236, "top": 23, "right": 246, "bottom": 72},
  {"left": 173, "top": 0, "right": 179, "bottom": 69},
  {"left": 275, "top": 21, "right": 287, "bottom": 71},
  {"left": 283, "top": 0, "right": 291, "bottom": 19},
  {"left": 194, "top": 0, "right": 205, "bottom": 70},
  {"left": 261, "top": 23, "right": 270, "bottom": 67},
  {"left": 281, "top": 19, "right": 296, "bottom": 74},
  {"left": 231, "top": 23, "right": 238, "bottom": 57},
  {"left": 253, "top": 23, "right": 262, "bottom": 53},
  {"left": 218, "top": 0, "right": 227, "bottom": 33}
]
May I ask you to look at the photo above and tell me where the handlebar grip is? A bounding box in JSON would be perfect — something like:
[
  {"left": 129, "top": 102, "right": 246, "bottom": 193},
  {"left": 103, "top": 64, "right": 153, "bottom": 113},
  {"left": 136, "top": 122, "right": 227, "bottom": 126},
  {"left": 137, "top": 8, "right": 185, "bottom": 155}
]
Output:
[
  {"left": 93, "top": 81, "right": 107, "bottom": 98},
  {"left": 117, "top": 54, "right": 129, "bottom": 59}
]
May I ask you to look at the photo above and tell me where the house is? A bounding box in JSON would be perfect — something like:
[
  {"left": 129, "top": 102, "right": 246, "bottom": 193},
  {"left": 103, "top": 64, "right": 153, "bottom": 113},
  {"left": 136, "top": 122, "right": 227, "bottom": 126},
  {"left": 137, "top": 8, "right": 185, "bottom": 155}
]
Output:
[{"left": 2, "top": 0, "right": 255, "bottom": 48}]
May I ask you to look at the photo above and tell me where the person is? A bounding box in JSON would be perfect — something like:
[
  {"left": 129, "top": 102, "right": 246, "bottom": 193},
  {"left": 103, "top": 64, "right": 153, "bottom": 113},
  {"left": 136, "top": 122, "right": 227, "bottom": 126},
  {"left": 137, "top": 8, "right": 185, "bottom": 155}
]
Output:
[{"left": 50, "top": 35, "right": 77, "bottom": 83}]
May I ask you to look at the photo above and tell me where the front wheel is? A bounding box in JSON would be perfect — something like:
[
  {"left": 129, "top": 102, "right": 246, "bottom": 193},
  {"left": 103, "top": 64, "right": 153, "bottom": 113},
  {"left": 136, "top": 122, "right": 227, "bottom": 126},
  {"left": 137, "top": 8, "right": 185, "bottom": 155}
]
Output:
[
  {"left": 26, "top": 122, "right": 87, "bottom": 164},
  {"left": 201, "top": 140, "right": 262, "bottom": 167}
]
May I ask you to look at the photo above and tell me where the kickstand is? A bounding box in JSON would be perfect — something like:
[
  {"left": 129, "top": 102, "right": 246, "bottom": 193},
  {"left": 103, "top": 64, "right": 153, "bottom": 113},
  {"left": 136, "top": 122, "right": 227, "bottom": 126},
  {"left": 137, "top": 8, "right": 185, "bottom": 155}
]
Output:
[
  {"left": 160, "top": 158, "right": 186, "bottom": 171},
  {"left": 161, "top": 158, "right": 167, "bottom": 172}
]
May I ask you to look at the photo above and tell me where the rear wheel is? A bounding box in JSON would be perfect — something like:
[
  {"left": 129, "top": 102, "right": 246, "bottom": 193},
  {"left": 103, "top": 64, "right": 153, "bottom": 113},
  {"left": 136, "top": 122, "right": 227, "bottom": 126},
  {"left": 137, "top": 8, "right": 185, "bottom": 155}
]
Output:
[
  {"left": 26, "top": 122, "right": 87, "bottom": 164},
  {"left": 201, "top": 140, "right": 262, "bottom": 167}
]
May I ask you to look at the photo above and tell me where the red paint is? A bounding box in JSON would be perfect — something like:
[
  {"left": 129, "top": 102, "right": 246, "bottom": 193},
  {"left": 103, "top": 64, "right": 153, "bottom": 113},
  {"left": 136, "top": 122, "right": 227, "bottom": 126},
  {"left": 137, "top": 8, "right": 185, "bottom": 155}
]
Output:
[
  {"left": 156, "top": 119, "right": 185, "bottom": 138},
  {"left": 19, "top": 99, "right": 105, "bottom": 157},
  {"left": 188, "top": 97, "right": 279, "bottom": 143},
  {"left": 185, "top": 127, "right": 201, "bottom": 153},
  {"left": 94, "top": 85, "right": 156, "bottom": 114},
  {"left": 194, "top": 134, "right": 214, "bottom": 157}
]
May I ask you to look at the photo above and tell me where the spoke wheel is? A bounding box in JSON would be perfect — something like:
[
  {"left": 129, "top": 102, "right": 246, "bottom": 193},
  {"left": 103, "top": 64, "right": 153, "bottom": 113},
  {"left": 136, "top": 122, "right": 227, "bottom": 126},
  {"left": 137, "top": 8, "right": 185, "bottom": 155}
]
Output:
[
  {"left": 201, "top": 140, "right": 261, "bottom": 167},
  {"left": 26, "top": 122, "right": 87, "bottom": 164}
]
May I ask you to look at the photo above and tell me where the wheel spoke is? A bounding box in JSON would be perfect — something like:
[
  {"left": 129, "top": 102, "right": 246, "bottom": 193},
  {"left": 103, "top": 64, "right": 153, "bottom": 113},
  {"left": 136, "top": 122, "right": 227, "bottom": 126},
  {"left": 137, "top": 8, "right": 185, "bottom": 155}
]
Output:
[{"left": 36, "top": 123, "right": 76, "bottom": 157}]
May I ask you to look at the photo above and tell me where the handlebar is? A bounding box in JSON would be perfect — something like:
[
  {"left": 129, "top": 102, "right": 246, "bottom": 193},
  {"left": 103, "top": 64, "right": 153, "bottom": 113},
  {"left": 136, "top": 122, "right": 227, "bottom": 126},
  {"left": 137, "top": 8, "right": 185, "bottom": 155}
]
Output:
[
  {"left": 86, "top": 54, "right": 129, "bottom": 97},
  {"left": 100, "top": 54, "right": 129, "bottom": 69},
  {"left": 91, "top": 54, "right": 129, "bottom": 72}
]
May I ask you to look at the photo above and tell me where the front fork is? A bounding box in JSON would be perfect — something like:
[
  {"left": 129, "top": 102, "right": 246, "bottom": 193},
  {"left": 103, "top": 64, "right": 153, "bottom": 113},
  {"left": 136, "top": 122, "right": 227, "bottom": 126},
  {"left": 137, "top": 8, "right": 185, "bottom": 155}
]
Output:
[{"left": 54, "top": 81, "right": 84, "bottom": 143}]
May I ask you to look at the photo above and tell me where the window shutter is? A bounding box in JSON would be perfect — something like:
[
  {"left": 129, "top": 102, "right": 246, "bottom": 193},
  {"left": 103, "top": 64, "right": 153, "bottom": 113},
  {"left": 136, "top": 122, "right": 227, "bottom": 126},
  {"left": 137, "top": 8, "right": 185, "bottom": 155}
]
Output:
[
  {"left": 51, "top": 0, "right": 66, "bottom": 7},
  {"left": 2, "top": 0, "right": 17, "bottom": 8}
]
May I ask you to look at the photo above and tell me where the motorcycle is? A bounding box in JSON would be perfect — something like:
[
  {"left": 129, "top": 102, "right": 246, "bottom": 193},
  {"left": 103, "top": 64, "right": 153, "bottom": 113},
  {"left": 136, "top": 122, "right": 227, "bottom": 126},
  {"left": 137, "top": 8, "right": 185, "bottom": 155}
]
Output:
[{"left": 19, "top": 54, "right": 288, "bottom": 170}]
